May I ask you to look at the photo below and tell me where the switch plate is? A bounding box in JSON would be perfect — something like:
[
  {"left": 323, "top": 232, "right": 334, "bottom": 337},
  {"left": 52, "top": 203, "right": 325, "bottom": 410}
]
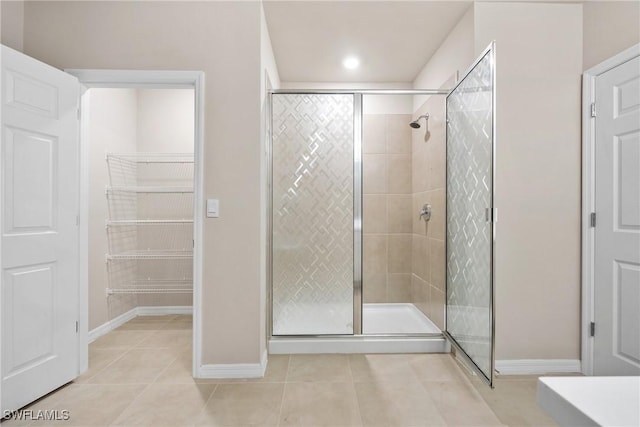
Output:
[{"left": 206, "top": 199, "right": 219, "bottom": 218}]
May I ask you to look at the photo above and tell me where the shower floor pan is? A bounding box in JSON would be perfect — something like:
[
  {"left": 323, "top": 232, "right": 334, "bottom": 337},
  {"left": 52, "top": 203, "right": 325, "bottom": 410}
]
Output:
[{"left": 363, "top": 303, "right": 440, "bottom": 334}]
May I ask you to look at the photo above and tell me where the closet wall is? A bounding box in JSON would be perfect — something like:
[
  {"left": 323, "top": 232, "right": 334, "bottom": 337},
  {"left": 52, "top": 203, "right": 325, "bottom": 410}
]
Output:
[
  {"left": 89, "top": 88, "right": 195, "bottom": 330},
  {"left": 89, "top": 89, "right": 138, "bottom": 329}
]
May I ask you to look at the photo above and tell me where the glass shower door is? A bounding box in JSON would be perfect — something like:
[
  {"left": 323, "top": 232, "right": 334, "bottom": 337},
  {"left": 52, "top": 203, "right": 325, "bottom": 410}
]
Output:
[
  {"left": 271, "top": 93, "right": 355, "bottom": 335},
  {"left": 445, "top": 44, "right": 496, "bottom": 385}
]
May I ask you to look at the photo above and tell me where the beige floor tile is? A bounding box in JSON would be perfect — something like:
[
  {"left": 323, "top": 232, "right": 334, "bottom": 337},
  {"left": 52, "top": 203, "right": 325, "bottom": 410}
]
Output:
[
  {"left": 477, "top": 378, "right": 557, "bottom": 427},
  {"left": 160, "top": 315, "right": 193, "bottom": 330},
  {"left": 154, "top": 349, "right": 198, "bottom": 384},
  {"left": 132, "top": 315, "right": 179, "bottom": 322},
  {"left": 262, "top": 354, "right": 289, "bottom": 382},
  {"left": 160, "top": 320, "right": 193, "bottom": 330},
  {"left": 112, "top": 383, "right": 215, "bottom": 426},
  {"left": 287, "top": 354, "right": 352, "bottom": 382},
  {"left": 73, "top": 348, "right": 128, "bottom": 383},
  {"left": 90, "top": 330, "right": 154, "bottom": 349},
  {"left": 28, "top": 384, "right": 145, "bottom": 426},
  {"left": 136, "top": 329, "right": 192, "bottom": 348},
  {"left": 88, "top": 348, "right": 178, "bottom": 384},
  {"left": 408, "top": 354, "right": 468, "bottom": 382},
  {"left": 193, "top": 383, "right": 283, "bottom": 426},
  {"left": 280, "top": 382, "right": 362, "bottom": 427},
  {"left": 422, "top": 380, "right": 504, "bottom": 426},
  {"left": 0, "top": 383, "right": 75, "bottom": 427},
  {"left": 115, "top": 321, "right": 170, "bottom": 331},
  {"left": 349, "top": 354, "right": 417, "bottom": 382},
  {"left": 354, "top": 380, "right": 446, "bottom": 426}
]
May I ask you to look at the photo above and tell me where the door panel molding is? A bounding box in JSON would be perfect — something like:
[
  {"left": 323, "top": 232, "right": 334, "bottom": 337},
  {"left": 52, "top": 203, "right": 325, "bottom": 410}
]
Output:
[{"left": 582, "top": 43, "right": 640, "bottom": 376}]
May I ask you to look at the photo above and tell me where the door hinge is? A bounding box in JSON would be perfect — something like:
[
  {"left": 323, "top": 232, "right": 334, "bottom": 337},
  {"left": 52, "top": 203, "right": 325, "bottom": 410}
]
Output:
[
  {"left": 76, "top": 214, "right": 80, "bottom": 226},
  {"left": 77, "top": 107, "right": 81, "bottom": 120},
  {"left": 75, "top": 321, "right": 79, "bottom": 333},
  {"left": 590, "top": 321, "right": 595, "bottom": 337},
  {"left": 590, "top": 212, "right": 596, "bottom": 227},
  {"left": 590, "top": 103, "right": 597, "bottom": 118}
]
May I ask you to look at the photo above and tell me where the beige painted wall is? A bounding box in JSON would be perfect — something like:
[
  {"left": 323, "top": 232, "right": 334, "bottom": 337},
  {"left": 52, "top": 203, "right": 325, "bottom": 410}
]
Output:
[
  {"left": 136, "top": 89, "right": 194, "bottom": 153},
  {"left": 474, "top": 2, "right": 583, "bottom": 360},
  {"left": 412, "top": 4, "right": 475, "bottom": 108},
  {"left": 88, "top": 88, "right": 139, "bottom": 330},
  {"left": 135, "top": 88, "right": 195, "bottom": 309},
  {"left": 583, "top": 1, "right": 640, "bottom": 70},
  {"left": 0, "top": 0, "right": 24, "bottom": 51},
  {"left": 21, "top": 0, "right": 265, "bottom": 365},
  {"left": 411, "top": 1, "right": 584, "bottom": 361}
]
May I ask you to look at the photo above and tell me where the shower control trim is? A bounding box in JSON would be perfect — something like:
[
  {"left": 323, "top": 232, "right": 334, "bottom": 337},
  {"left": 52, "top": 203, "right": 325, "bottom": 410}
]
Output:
[{"left": 419, "top": 204, "right": 432, "bottom": 222}]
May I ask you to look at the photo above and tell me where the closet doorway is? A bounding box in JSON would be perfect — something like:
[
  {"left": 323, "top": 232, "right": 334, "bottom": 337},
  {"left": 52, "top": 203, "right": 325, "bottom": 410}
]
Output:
[{"left": 70, "top": 70, "right": 205, "bottom": 378}]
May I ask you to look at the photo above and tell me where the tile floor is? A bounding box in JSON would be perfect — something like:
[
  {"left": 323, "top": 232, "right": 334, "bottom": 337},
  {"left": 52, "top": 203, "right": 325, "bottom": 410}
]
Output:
[{"left": 2, "top": 315, "right": 557, "bottom": 426}]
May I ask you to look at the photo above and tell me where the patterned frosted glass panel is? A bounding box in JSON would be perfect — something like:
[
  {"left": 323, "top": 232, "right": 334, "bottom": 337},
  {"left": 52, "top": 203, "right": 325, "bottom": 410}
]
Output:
[
  {"left": 446, "top": 50, "right": 494, "bottom": 380},
  {"left": 272, "top": 94, "right": 354, "bottom": 335}
]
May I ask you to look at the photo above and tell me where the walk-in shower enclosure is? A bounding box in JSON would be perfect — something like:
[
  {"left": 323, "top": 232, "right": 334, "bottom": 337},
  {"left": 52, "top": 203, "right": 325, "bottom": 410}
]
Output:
[{"left": 268, "top": 44, "right": 496, "bottom": 385}]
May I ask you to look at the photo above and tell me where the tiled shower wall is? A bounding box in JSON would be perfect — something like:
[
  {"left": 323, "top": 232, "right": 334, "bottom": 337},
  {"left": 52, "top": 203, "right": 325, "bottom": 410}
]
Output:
[
  {"left": 410, "top": 96, "right": 446, "bottom": 330},
  {"left": 362, "top": 114, "right": 413, "bottom": 303}
]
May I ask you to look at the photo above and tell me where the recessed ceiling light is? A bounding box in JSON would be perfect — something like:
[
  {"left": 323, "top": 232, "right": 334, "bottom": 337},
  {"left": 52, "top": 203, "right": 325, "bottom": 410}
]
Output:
[{"left": 343, "top": 56, "right": 360, "bottom": 70}]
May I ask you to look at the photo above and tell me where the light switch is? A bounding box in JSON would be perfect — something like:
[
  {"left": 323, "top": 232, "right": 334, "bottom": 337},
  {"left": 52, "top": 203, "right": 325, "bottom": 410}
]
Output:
[{"left": 207, "top": 199, "right": 219, "bottom": 218}]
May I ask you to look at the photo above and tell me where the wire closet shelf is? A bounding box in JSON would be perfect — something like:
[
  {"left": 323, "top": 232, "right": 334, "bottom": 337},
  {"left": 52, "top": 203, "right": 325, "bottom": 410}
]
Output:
[{"left": 105, "top": 152, "right": 195, "bottom": 295}]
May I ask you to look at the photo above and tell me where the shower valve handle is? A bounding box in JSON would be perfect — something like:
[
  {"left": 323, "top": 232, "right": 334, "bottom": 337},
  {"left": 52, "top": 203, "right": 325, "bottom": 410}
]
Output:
[{"left": 419, "top": 204, "right": 432, "bottom": 222}]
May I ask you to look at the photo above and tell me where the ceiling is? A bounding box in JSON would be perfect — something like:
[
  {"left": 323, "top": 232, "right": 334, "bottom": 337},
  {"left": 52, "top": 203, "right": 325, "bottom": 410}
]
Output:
[{"left": 263, "top": 1, "right": 473, "bottom": 83}]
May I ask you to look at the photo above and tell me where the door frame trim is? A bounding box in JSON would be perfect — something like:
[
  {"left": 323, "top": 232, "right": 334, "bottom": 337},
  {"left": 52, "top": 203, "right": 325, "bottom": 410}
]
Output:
[
  {"left": 65, "top": 69, "right": 205, "bottom": 378},
  {"left": 581, "top": 43, "right": 640, "bottom": 376}
]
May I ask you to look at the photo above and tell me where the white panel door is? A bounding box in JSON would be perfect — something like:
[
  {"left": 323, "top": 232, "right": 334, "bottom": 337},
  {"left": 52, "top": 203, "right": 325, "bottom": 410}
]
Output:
[
  {"left": 594, "top": 55, "right": 640, "bottom": 375},
  {"left": 1, "top": 45, "right": 80, "bottom": 412}
]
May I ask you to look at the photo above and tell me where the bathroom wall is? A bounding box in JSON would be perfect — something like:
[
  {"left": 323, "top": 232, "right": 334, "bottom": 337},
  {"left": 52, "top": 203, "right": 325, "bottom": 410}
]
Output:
[
  {"left": 23, "top": 0, "right": 266, "bottom": 366},
  {"left": 362, "top": 112, "right": 413, "bottom": 304},
  {"left": 474, "top": 1, "right": 583, "bottom": 361},
  {"left": 0, "top": 0, "right": 24, "bottom": 52},
  {"left": 412, "top": 5, "right": 475, "bottom": 108},
  {"left": 583, "top": 1, "right": 640, "bottom": 70}
]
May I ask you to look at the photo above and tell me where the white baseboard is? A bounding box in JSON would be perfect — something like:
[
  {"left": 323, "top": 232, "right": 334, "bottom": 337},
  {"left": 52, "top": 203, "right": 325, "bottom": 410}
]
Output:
[
  {"left": 197, "top": 349, "right": 268, "bottom": 379},
  {"left": 495, "top": 359, "right": 581, "bottom": 375},
  {"left": 88, "top": 307, "right": 137, "bottom": 343},
  {"left": 136, "top": 305, "right": 193, "bottom": 316},
  {"left": 88, "top": 305, "right": 192, "bottom": 343}
]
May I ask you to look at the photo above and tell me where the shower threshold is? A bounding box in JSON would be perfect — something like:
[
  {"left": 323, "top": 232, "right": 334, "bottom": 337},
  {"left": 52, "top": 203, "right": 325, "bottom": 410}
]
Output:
[{"left": 269, "top": 303, "right": 448, "bottom": 354}]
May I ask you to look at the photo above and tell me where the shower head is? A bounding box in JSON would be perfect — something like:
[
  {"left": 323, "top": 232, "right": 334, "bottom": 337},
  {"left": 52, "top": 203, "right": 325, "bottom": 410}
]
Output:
[{"left": 409, "top": 114, "right": 429, "bottom": 129}]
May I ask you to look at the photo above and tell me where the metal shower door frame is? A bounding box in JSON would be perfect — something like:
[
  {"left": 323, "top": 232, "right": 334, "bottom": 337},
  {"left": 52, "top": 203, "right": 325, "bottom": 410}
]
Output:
[
  {"left": 267, "top": 89, "right": 449, "bottom": 339},
  {"left": 443, "top": 41, "right": 497, "bottom": 387}
]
